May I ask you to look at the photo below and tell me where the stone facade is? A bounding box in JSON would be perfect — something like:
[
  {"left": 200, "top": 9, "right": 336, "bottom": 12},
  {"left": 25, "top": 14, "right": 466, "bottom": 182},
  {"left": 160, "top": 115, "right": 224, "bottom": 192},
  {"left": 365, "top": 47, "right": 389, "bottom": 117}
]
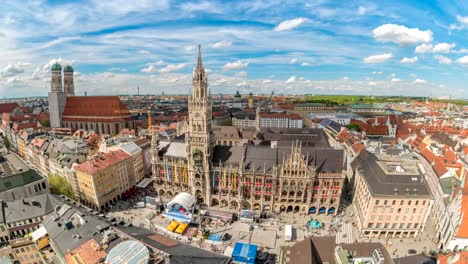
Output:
[{"left": 151, "top": 47, "right": 346, "bottom": 215}]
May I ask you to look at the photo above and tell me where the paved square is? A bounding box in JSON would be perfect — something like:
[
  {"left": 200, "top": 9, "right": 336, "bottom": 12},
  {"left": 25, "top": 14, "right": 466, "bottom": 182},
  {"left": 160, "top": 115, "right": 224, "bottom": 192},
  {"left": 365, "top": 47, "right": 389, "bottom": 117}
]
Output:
[{"left": 250, "top": 229, "right": 277, "bottom": 249}]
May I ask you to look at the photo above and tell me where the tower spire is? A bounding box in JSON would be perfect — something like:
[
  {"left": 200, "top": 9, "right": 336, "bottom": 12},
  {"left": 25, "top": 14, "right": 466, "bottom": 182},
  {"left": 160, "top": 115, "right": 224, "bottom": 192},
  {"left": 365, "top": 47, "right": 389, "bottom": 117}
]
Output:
[{"left": 197, "top": 44, "right": 203, "bottom": 68}]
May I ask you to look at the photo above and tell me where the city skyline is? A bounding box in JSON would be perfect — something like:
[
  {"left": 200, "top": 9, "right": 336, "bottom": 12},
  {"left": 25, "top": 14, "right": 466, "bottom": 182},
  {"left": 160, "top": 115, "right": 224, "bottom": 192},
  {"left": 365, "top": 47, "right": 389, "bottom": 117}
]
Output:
[{"left": 1, "top": 1, "right": 468, "bottom": 98}]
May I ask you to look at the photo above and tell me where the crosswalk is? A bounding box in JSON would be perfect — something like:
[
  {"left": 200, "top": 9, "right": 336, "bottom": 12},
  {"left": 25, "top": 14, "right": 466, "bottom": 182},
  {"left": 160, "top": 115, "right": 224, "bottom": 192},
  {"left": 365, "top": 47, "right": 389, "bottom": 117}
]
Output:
[{"left": 336, "top": 223, "right": 354, "bottom": 244}]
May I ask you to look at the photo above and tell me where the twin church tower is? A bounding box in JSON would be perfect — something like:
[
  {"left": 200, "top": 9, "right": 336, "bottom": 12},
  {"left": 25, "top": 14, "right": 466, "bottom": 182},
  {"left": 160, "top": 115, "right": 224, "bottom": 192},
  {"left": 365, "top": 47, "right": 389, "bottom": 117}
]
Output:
[{"left": 48, "top": 63, "right": 75, "bottom": 127}]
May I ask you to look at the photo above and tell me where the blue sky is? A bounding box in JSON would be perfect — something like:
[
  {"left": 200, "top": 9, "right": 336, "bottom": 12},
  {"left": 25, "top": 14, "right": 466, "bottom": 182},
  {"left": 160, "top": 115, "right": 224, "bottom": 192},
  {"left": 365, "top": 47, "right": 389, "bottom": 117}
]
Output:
[{"left": 1, "top": 0, "right": 468, "bottom": 98}]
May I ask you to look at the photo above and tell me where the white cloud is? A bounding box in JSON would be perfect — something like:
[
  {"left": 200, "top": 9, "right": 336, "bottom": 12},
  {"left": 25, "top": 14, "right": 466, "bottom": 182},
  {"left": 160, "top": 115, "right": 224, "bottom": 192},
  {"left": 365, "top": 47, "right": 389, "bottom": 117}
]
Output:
[
  {"left": 235, "top": 71, "right": 247, "bottom": 77},
  {"left": 415, "top": 43, "right": 433, "bottom": 54},
  {"left": 0, "top": 63, "right": 25, "bottom": 77},
  {"left": 148, "top": 60, "right": 164, "bottom": 66},
  {"left": 184, "top": 45, "right": 197, "bottom": 52},
  {"left": 180, "top": 1, "right": 222, "bottom": 14},
  {"left": 363, "top": 53, "right": 393, "bottom": 63},
  {"left": 286, "top": 75, "right": 296, "bottom": 83},
  {"left": 372, "top": 24, "right": 432, "bottom": 45},
  {"left": 391, "top": 78, "right": 401, "bottom": 82},
  {"left": 372, "top": 71, "right": 383, "bottom": 74},
  {"left": 400, "top": 56, "right": 418, "bottom": 63},
  {"left": 236, "top": 81, "right": 249, "bottom": 87},
  {"left": 358, "top": 6, "right": 369, "bottom": 15},
  {"left": 434, "top": 55, "right": 452, "bottom": 64},
  {"left": 262, "top": 80, "right": 272, "bottom": 83},
  {"left": 222, "top": 60, "right": 248, "bottom": 71},
  {"left": 137, "top": 50, "right": 151, "bottom": 55},
  {"left": 342, "top": 77, "right": 349, "bottom": 80},
  {"left": 290, "top": 58, "right": 298, "bottom": 64},
  {"left": 108, "top": 67, "right": 128, "bottom": 72},
  {"left": 415, "top": 43, "right": 455, "bottom": 54},
  {"left": 274, "top": 17, "right": 308, "bottom": 31},
  {"left": 159, "top": 63, "right": 186, "bottom": 73},
  {"left": 141, "top": 65, "right": 158, "bottom": 73},
  {"left": 102, "top": 72, "right": 114, "bottom": 78},
  {"left": 301, "top": 62, "right": 310, "bottom": 66},
  {"left": 450, "top": 15, "right": 468, "bottom": 31},
  {"left": 414, "top": 79, "right": 427, "bottom": 84},
  {"left": 432, "top": 43, "right": 456, "bottom": 53},
  {"left": 368, "top": 81, "right": 377, "bottom": 86},
  {"left": 456, "top": 56, "right": 468, "bottom": 66},
  {"left": 457, "top": 15, "right": 468, "bottom": 24},
  {"left": 457, "top": 48, "right": 468, "bottom": 53},
  {"left": 211, "top": 40, "right": 232, "bottom": 48}
]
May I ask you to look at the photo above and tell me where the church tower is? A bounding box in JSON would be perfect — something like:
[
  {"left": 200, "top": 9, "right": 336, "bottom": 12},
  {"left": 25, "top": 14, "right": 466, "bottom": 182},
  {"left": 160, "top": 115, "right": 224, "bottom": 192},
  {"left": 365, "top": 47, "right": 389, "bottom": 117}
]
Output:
[
  {"left": 63, "top": 65, "right": 75, "bottom": 96},
  {"left": 187, "top": 45, "right": 214, "bottom": 204},
  {"left": 48, "top": 63, "right": 66, "bottom": 128}
]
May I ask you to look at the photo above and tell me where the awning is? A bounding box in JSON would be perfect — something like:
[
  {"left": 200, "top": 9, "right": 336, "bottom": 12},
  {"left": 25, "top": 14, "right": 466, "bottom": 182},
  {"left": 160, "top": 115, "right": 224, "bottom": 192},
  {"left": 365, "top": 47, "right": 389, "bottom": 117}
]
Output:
[
  {"left": 31, "top": 226, "right": 48, "bottom": 242},
  {"left": 137, "top": 178, "right": 153, "bottom": 188}
]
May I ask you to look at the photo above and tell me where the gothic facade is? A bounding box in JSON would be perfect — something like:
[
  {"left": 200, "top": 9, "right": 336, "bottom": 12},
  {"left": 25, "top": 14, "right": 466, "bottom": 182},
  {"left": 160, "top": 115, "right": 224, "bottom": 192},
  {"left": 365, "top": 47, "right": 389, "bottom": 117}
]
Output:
[{"left": 151, "top": 47, "right": 346, "bottom": 215}]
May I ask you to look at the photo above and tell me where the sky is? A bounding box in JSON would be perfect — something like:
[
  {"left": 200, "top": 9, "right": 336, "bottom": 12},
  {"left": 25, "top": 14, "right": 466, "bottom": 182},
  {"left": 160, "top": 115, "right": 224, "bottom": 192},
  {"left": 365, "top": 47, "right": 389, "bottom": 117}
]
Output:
[{"left": 1, "top": 0, "right": 468, "bottom": 98}]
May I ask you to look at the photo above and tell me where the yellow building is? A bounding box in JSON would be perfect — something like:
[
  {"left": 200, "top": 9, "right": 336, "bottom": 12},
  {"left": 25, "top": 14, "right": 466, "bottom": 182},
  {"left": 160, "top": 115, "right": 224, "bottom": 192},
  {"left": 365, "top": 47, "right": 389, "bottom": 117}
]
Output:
[
  {"left": 74, "top": 150, "right": 133, "bottom": 210},
  {"left": 3, "top": 237, "right": 44, "bottom": 264}
]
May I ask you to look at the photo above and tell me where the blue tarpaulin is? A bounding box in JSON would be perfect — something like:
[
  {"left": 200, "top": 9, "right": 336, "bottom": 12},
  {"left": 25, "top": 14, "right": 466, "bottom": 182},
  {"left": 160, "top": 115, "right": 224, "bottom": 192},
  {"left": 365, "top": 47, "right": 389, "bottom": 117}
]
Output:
[
  {"left": 208, "top": 234, "right": 221, "bottom": 241},
  {"left": 232, "top": 242, "right": 257, "bottom": 264}
]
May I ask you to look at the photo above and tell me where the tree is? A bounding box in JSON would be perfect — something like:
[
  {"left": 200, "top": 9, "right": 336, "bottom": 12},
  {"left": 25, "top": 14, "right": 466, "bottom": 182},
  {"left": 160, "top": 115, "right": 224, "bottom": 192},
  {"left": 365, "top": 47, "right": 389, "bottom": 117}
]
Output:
[
  {"left": 40, "top": 119, "right": 51, "bottom": 127},
  {"left": 345, "top": 124, "right": 361, "bottom": 132},
  {"left": 3, "top": 136, "right": 10, "bottom": 150},
  {"left": 48, "top": 174, "right": 75, "bottom": 199},
  {"left": 222, "top": 119, "right": 233, "bottom": 126}
]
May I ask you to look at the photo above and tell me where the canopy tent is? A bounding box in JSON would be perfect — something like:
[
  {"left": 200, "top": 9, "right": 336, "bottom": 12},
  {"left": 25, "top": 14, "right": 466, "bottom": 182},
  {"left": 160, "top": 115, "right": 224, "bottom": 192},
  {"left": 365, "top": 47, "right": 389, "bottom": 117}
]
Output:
[
  {"left": 167, "top": 192, "right": 196, "bottom": 212},
  {"left": 166, "top": 221, "right": 180, "bottom": 232},
  {"left": 232, "top": 242, "right": 257, "bottom": 264},
  {"left": 175, "top": 223, "right": 188, "bottom": 234}
]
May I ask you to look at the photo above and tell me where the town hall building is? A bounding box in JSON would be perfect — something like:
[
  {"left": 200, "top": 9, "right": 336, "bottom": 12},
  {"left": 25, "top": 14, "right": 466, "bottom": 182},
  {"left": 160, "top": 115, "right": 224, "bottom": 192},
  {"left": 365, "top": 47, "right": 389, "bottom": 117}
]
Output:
[{"left": 151, "top": 46, "right": 346, "bottom": 215}]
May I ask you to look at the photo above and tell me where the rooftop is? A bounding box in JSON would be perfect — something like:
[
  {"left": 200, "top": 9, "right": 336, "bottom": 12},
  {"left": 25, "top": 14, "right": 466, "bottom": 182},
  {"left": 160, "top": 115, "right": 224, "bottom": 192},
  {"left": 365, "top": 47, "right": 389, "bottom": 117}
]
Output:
[
  {"left": 0, "top": 193, "right": 55, "bottom": 224},
  {"left": 74, "top": 150, "right": 131, "bottom": 175},
  {"left": 62, "top": 96, "right": 131, "bottom": 118},
  {"left": 352, "top": 150, "right": 431, "bottom": 197},
  {"left": 0, "top": 169, "right": 44, "bottom": 193}
]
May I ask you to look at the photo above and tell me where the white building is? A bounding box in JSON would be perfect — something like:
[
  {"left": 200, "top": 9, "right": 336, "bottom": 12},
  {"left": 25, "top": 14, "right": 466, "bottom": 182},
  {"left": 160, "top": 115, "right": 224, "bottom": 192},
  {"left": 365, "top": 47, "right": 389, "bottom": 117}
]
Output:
[{"left": 309, "top": 112, "right": 364, "bottom": 125}]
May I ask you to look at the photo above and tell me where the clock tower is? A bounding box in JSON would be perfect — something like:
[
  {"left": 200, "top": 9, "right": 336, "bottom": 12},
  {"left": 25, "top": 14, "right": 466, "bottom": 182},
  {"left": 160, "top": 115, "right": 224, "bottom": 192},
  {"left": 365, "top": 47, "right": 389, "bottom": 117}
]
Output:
[{"left": 187, "top": 45, "right": 214, "bottom": 205}]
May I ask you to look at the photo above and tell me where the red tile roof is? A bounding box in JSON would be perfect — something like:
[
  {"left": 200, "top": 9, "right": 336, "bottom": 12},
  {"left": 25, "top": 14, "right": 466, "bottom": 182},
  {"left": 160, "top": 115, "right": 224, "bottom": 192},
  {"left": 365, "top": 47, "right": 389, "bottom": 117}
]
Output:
[
  {"left": 0, "top": 103, "right": 19, "bottom": 114},
  {"left": 64, "top": 238, "right": 107, "bottom": 264},
  {"left": 62, "top": 96, "right": 131, "bottom": 118},
  {"left": 75, "top": 150, "right": 130, "bottom": 175},
  {"left": 350, "top": 119, "right": 389, "bottom": 136},
  {"left": 437, "top": 251, "right": 468, "bottom": 264},
  {"left": 461, "top": 129, "right": 468, "bottom": 139},
  {"left": 420, "top": 148, "right": 449, "bottom": 177},
  {"left": 351, "top": 142, "right": 365, "bottom": 155}
]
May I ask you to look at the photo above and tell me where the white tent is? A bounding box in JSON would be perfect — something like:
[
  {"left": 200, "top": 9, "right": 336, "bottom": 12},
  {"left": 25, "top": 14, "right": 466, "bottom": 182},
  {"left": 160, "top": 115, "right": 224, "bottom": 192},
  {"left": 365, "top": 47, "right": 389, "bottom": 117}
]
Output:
[
  {"left": 167, "top": 192, "right": 195, "bottom": 211},
  {"left": 31, "top": 226, "right": 48, "bottom": 242}
]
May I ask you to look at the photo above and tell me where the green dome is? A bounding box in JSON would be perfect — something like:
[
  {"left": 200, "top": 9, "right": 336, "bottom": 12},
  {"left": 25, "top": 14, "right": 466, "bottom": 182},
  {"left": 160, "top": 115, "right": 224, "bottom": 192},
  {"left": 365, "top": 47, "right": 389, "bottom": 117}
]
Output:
[
  {"left": 51, "top": 62, "right": 62, "bottom": 71},
  {"left": 63, "top": 65, "right": 74, "bottom": 73}
]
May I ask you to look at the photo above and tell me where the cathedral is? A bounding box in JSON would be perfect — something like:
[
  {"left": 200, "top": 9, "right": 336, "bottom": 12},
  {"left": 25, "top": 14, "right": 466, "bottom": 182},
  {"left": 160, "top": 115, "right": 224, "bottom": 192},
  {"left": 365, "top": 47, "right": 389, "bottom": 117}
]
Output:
[
  {"left": 151, "top": 46, "right": 346, "bottom": 215},
  {"left": 48, "top": 64, "right": 135, "bottom": 134}
]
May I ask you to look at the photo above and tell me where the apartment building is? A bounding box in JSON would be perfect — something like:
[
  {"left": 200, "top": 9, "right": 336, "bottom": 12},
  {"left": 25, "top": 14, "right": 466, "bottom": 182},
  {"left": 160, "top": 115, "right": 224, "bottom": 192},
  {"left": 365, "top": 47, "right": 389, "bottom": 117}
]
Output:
[
  {"left": 351, "top": 150, "right": 433, "bottom": 238},
  {"left": 0, "top": 237, "right": 43, "bottom": 264},
  {"left": 0, "top": 153, "right": 49, "bottom": 202},
  {"left": 74, "top": 150, "right": 134, "bottom": 210},
  {"left": 0, "top": 194, "right": 56, "bottom": 243},
  {"left": 107, "top": 141, "right": 145, "bottom": 186}
]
